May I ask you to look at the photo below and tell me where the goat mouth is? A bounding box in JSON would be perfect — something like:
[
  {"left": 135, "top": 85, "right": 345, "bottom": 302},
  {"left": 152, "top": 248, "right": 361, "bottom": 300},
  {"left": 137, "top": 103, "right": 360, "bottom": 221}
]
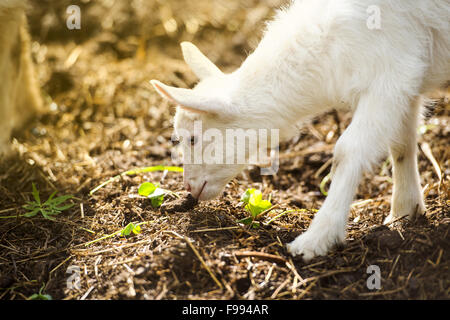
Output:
[{"left": 194, "top": 181, "right": 207, "bottom": 200}]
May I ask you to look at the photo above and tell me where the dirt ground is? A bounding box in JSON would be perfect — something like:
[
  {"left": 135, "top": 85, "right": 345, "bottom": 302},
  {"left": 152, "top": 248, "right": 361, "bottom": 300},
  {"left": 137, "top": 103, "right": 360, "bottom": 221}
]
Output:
[{"left": 0, "top": 0, "right": 449, "bottom": 300}]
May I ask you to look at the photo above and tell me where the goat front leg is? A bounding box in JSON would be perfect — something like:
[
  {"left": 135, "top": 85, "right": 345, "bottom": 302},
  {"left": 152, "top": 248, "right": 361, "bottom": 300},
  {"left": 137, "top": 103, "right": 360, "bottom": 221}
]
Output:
[
  {"left": 287, "top": 94, "right": 396, "bottom": 261},
  {"left": 286, "top": 145, "right": 363, "bottom": 261}
]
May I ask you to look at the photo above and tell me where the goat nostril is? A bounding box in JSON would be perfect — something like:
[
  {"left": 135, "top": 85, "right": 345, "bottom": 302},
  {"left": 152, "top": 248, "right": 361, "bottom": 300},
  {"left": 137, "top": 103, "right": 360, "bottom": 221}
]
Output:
[{"left": 186, "top": 183, "right": 191, "bottom": 192}]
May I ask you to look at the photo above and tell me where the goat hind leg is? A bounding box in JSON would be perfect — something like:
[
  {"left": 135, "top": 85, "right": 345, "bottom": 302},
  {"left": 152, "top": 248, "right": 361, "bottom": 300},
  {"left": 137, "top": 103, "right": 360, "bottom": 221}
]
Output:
[{"left": 384, "top": 97, "right": 425, "bottom": 224}]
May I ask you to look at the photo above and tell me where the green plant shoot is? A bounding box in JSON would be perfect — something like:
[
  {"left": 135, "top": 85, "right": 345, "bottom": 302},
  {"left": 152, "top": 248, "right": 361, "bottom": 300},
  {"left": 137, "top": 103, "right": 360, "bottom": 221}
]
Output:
[
  {"left": 22, "top": 183, "right": 74, "bottom": 221},
  {"left": 90, "top": 165, "right": 183, "bottom": 195},
  {"left": 237, "top": 189, "right": 272, "bottom": 227},
  {"left": 320, "top": 173, "right": 331, "bottom": 196},
  {"left": 83, "top": 221, "right": 149, "bottom": 247},
  {"left": 138, "top": 182, "right": 166, "bottom": 208},
  {"left": 120, "top": 222, "right": 142, "bottom": 236},
  {"left": 28, "top": 284, "right": 52, "bottom": 300}
]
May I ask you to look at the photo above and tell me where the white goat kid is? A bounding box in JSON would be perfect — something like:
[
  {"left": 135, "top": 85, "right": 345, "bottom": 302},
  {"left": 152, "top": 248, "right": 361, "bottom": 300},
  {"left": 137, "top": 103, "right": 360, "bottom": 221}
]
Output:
[{"left": 152, "top": 0, "right": 450, "bottom": 261}]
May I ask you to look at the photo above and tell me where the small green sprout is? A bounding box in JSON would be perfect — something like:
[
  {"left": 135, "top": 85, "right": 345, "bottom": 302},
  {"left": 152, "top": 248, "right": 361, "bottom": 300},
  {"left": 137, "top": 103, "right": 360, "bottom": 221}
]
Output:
[
  {"left": 22, "top": 183, "right": 74, "bottom": 221},
  {"left": 319, "top": 173, "right": 331, "bottom": 196},
  {"left": 28, "top": 284, "right": 52, "bottom": 300},
  {"left": 83, "top": 221, "right": 149, "bottom": 246},
  {"left": 90, "top": 165, "right": 183, "bottom": 195},
  {"left": 237, "top": 189, "right": 272, "bottom": 228},
  {"left": 138, "top": 182, "right": 166, "bottom": 208},
  {"left": 120, "top": 222, "right": 142, "bottom": 236}
]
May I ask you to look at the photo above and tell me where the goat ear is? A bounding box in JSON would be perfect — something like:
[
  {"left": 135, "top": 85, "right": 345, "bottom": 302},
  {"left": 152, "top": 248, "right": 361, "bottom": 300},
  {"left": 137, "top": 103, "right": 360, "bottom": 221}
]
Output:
[
  {"left": 181, "top": 42, "right": 223, "bottom": 80},
  {"left": 150, "top": 80, "right": 215, "bottom": 114}
]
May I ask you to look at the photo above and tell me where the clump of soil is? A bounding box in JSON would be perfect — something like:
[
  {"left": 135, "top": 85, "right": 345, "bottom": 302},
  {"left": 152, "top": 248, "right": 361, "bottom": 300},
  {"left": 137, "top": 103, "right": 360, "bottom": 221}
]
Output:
[{"left": 160, "top": 193, "right": 198, "bottom": 213}]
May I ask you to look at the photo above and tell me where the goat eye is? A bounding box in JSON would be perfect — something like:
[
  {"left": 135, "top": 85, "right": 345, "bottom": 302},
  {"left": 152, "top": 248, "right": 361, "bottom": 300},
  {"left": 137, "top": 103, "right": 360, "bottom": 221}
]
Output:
[
  {"left": 171, "top": 134, "right": 181, "bottom": 147},
  {"left": 190, "top": 136, "right": 198, "bottom": 146}
]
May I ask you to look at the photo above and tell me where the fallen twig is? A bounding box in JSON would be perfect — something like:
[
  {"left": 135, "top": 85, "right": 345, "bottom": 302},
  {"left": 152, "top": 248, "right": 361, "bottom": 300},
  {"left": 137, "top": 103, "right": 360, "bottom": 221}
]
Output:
[
  {"left": 191, "top": 226, "right": 240, "bottom": 233},
  {"left": 183, "top": 236, "right": 223, "bottom": 289},
  {"left": 420, "top": 142, "right": 442, "bottom": 184},
  {"left": 234, "top": 251, "right": 287, "bottom": 264}
]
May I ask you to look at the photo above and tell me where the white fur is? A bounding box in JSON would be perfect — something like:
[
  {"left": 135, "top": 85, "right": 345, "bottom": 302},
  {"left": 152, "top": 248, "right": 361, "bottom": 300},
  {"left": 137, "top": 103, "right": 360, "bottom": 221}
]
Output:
[{"left": 152, "top": 0, "right": 450, "bottom": 261}]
